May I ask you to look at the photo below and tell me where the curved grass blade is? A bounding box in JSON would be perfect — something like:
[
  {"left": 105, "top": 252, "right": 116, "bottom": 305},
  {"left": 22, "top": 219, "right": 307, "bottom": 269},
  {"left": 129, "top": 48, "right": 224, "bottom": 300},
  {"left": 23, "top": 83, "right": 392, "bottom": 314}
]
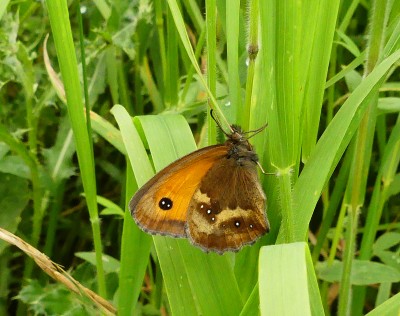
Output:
[{"left": 111, "top": 104, "right": 153, "bottom": 315}]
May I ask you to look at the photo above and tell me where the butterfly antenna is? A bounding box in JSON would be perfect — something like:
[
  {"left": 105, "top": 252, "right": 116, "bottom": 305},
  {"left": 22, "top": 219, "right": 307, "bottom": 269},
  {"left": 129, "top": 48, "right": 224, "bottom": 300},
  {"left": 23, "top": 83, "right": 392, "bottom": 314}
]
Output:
[
  {"left": 242, "top": 123, "right": 268, "bottom": 139},
  {"left": 210, "top": 109, "right": 231, "bottom": 136}
]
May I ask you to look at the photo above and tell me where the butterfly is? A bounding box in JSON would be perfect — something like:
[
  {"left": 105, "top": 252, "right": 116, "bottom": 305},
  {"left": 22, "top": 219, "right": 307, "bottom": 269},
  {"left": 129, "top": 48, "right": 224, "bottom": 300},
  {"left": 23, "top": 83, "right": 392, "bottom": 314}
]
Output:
[{"left": 129, "top": 114, "right": 269, "bottom": 254}]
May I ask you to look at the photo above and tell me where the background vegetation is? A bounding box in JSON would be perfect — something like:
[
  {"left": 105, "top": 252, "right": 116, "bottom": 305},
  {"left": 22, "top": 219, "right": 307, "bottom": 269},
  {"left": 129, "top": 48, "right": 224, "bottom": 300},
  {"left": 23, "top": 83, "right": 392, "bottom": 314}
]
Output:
[{"left": 0, "top": 0, "right": 399, "bottom": 315}]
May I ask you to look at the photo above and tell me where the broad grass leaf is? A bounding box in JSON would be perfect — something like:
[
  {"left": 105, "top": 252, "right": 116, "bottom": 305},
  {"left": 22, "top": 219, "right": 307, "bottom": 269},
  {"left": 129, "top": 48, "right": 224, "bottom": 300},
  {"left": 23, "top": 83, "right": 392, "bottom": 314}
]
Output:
[
  {"left": 317, "top": 260, "right": 400, "bottom": 285},
  {"left": 259, "top": 242, "right": 323, "bottom": 316}
]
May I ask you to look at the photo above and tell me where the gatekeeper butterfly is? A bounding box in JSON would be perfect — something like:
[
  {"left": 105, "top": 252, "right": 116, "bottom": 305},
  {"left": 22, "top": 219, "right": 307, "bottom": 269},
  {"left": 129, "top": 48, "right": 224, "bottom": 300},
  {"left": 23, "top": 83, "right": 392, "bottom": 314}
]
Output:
[{"left": 130, "top": 113, "right": 269, "bottom": 254}]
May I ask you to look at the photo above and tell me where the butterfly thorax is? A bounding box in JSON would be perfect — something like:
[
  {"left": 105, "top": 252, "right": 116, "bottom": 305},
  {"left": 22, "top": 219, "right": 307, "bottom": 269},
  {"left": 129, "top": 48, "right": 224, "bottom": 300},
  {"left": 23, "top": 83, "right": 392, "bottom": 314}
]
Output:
[{"left": 226, "top": 125, "right": 258, "bottom": 166}]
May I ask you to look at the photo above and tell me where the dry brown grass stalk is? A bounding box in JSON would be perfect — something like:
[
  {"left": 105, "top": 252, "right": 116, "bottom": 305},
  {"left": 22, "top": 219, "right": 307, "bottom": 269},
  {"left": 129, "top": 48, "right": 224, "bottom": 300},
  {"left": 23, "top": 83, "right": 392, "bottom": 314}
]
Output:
[{"left": 0, "top": 227, "right": 117, "bottom": 315}]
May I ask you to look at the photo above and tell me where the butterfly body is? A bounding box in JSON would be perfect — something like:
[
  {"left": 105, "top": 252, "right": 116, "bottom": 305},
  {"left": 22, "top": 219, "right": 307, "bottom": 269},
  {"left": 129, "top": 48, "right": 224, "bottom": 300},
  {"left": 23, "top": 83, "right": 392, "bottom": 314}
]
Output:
[{"left": 130, "top": 125, "right": 269, "bottom": 254}]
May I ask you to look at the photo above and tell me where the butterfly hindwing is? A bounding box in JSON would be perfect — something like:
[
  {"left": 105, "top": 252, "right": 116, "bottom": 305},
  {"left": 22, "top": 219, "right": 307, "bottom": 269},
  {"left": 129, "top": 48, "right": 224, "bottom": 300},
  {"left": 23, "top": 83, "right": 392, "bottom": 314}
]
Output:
[
  {"left": 186, "top": 157, "right": 269, "bottom": 253},
  {"left": 129, "top": 145, "right": 228, "bottom": 237}
]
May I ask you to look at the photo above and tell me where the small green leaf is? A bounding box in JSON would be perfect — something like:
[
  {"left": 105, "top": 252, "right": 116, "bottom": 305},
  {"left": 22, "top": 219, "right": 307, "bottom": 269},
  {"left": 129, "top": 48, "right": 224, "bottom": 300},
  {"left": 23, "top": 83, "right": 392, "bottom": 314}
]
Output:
[
  {"left": 75, "top": 252, "right": 120, "bottom": 274},
  {"left": 17, "top": 280, "right": 96, "bottom": 315},
  {"left": 0, "top": 173, "right": 29, "bottom": 254},
  {"left": 317, "top": 260, "right": 400, "bottom": 285},
  {"left": 0, "top": 156, "right": 30, "bottom": 179},
  {"left": 344, "top": 69, "right": 362, "bottom": 92},
  {"left": 42, "top": 117, "right": 76, "bottom": 184},
  {"left": 378, "top": 97, "right": 400, "bottom": 115},
  {"left": 373, "top": 250, "right": 400, "bottom": 271},
  {"left": 387, "top": 174, "right": 400, "bottom": 198},
  {"left": 112, "top": 22, "right": 137, "bottom": 60},
  {"left": 373, "top": 232, "right": 400, "bottom": 252},
  {"left": 96, "top": 195, "right": 124, "bottom": 217}
]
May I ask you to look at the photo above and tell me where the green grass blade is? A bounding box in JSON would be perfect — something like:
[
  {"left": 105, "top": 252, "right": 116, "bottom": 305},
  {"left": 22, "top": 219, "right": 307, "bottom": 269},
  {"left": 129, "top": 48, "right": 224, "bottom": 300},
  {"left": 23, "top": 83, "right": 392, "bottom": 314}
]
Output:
[
  {"left": 205, "top": 0, "right": 217, "bottom": 143},
  {"left": 341, "top": 2, "right": 390, "bottom": 312},
  {"left": 301, "top": 0, "right": 340, "bottom": 160},
  {"left": 235, "top": 244, "right": 262, "bottom": 301},
  {"left": 226, "top": 0, "right": 241, "bottom": 116},
  {"left": 305, "top": 247, "right": 326, "bottom": 316},
  {"left": 239, "top": 284, "right": 259, "bottom": 316},
  {"left": 353, "top": 115, "right": 400, "bottom": 312},
  {"left": 0, "top": 0, "right": 10, "bottom": 20},
  {"left": 311, "top": 150, "right": 351, "bottom": 262},
  {"left": 90, "top": 110, "right": 126, "bottom": 154},
  {"left": 45, "top": 0, "right": 106, "bottom": 297},
  {"left": 325, "top": 51, "right": 366, "bottom": 89},
  {"left": 360, "top": 116, "right": 400, "bottom": 258},
  {"left": 259, "top": 0, "right": 302, "bottom": 170},
  {"left": 259, "top": 242, "right": 323, "bottom": 315},
  {"left": 111, "top": 104, "right": 153, "bottom": 315},
  {"left": 259, "top": 0, "right": 304, "bottom": 243},
  {"left": 242, "top": 0, "right": 259, "bottom": 131},
  {"left": 166, "top": 0, "right": 231, "bottom": 129},
  {"left": 165, "top": 5, "right": 179, "bottom": 107},
  {"left": 365, "top": 292, "right": 400, "bottom": 316}
]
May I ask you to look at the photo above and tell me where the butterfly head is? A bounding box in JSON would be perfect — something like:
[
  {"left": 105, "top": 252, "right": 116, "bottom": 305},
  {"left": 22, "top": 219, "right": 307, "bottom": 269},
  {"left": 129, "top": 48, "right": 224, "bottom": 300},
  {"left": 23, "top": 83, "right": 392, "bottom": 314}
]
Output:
[{"left": 229, "top": 124, "right": 245, "bottom": 142}]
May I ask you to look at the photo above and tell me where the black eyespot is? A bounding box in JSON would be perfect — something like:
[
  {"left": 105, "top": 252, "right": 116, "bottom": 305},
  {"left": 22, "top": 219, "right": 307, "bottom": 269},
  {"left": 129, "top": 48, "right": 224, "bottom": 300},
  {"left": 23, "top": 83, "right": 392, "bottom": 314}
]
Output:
[
  {"left": 234, "top": 221, "right": 240, "bottom": 228},
  {"left": 159, "top": 197, "right": 173, "bottom": 210}
]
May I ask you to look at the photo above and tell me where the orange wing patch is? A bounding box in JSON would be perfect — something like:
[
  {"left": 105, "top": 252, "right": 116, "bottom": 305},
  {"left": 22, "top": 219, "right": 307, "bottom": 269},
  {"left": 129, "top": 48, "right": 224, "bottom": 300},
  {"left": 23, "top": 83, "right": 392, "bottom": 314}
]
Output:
[{"left": 130, "top": 145, "right": 227, "bottom": 237}]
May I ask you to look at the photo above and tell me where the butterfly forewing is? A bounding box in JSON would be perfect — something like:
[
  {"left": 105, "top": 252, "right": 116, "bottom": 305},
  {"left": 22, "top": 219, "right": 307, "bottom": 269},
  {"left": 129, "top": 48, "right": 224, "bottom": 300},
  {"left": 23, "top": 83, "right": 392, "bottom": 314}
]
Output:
[{"left": 129, "top": 145, "right": 228, "bottom": 237}]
